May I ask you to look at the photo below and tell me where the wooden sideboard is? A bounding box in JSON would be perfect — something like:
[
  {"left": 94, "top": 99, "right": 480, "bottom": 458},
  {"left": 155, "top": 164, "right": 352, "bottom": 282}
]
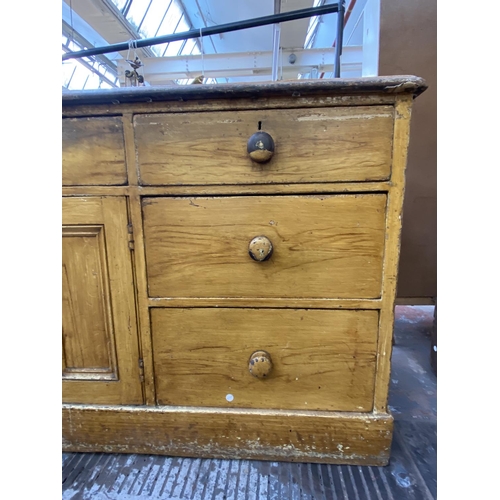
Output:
[{"left": 62, "top": 77, "right": 426, "bottom": 465}]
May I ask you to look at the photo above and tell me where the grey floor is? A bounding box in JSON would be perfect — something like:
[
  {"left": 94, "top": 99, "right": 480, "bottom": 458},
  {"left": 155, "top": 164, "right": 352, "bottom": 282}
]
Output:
[{"left": 62, "top": 306, "right": 437, "bottom": 500}]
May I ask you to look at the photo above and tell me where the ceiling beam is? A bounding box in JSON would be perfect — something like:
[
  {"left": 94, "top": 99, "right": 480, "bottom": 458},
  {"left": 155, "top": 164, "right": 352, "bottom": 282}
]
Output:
[{"left": 117, "top": 46, "right": 361, "bottom": 84}]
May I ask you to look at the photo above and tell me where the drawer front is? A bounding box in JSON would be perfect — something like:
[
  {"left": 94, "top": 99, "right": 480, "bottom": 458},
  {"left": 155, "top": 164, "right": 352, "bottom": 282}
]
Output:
[
  {"left": 143, "top": 194, "right": 386, "bottom": 299},
  {"left": 151, "top": 308, "right": 378, "bottom": 411},
  {"left": 62, "top": 117, "right": 127, "bottom": 186},
  {"left": 135, "top": 106, "right": 394, "bottom": 185}
]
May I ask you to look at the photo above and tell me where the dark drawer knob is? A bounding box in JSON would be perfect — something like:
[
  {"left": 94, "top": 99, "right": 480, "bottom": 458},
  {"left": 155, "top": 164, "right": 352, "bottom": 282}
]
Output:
[
  {"left": 248, "top": 236, "right": 273, "bottom": 262},
  {"left": 248, "top": 351, "right": 273, "bottom": 379},
  {"left": 247, "top": 131, "right": 275, "bottom": 163}
]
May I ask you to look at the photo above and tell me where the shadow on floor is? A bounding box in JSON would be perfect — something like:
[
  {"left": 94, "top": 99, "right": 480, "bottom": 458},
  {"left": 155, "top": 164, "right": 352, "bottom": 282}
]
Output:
[{"left": 62, "top": 306, "right": 437, "bottom": 500}]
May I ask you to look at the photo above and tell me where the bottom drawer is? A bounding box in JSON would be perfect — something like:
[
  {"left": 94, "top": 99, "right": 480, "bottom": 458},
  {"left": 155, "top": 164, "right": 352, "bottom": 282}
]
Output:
[{"left": 151, "top": 308, "right": 378, "bottom": 412}]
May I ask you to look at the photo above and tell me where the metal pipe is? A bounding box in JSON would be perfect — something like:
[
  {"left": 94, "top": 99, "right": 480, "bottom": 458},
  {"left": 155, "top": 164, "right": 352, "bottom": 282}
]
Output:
[
  {"left": 319, "top": 0, "right": 354, "bottom": 79},
  {"left": 62, "top": 3, "right": 341, "bottom": 61},
  {"left": 271, "top": 0, "right": 281, "bottom": 82},
  {"left": 333, "top": 0, "right": 345, "bottom": 78}
]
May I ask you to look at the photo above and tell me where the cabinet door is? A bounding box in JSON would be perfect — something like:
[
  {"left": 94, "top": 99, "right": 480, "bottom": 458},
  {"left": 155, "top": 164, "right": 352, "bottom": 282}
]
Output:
[{"left": 62, "top": 197, "right": 143, "bottom": 404}]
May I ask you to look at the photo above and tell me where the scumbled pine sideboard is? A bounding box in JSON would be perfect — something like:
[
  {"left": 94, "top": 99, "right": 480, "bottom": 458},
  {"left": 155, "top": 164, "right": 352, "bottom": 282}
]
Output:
[{"left": 62, "top": 76, "right": 426, "bottom": 465}]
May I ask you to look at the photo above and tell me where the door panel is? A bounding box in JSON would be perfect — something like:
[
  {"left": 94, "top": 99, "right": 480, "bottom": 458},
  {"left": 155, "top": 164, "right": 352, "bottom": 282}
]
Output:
[
  {"left": 62, "top": 197, "right": 142, "bottom": 404},
  {"left": 62, "top": 225, "right": 118, "bottom": 380}
]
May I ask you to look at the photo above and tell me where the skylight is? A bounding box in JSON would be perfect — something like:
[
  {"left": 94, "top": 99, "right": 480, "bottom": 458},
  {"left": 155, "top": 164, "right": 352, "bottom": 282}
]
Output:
[{"left": 63, "top": 0, "right": 205, "bottom": 89}]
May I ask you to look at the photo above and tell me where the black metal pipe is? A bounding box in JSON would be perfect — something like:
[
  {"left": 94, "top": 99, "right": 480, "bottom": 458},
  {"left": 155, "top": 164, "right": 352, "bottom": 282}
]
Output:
[
  {"left": 62, "top": 3, "right": 341, "bottom": 61},
  {"left": 333, "top": 0, "right": 345, "bottom": 78}
]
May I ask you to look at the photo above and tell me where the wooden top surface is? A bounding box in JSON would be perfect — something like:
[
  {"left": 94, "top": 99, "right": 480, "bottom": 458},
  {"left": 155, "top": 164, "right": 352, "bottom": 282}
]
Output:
[{"left": 62, "top": 75, "right": 427, "bottom": 106}]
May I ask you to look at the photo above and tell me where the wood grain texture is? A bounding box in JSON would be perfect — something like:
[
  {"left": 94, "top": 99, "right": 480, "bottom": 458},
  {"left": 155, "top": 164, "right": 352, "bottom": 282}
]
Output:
[
  {"left": 62, "top": 117, "right": 127, "bottom": 186},
  {"left": 61, "top": 181, "right": 391, "bottom": 197},
  {"left": 374, "top": 96, "right": 413, "bottom": 412},
  {"left": 148, "top": 297, "right": 383, "bottom": 309},
  {"left": 121, "top": 113, "right": 139, "bottom": 186},
  {"left": 127, "top": 192, "right": 156, "bottom": 405},
  {"left": 62, "top": 197, "right": 143, "bottom": 405},
  {"left": 62, "top": 405, "right": 394, "bottom": 465},
  {"left": 136, "top": 106, "right": 394, "bottom": 185},
  {"left": 122, "top": 113, "right": 156, "bottom": 404},
  {"left": 151, "top": 308, "right": 378, "bottom": 411},
  {"left": 142, "top": 194, "right": 386, "bottom": 299},
  {"left": 62, "top": 225, "right": 117, "bottom": 380},
  {"left": 61, "top": 79, "right": 424, "bottom": 464}
]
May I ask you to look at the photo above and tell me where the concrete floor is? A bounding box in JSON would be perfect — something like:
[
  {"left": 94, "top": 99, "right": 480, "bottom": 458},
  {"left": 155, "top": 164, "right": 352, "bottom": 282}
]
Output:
[{"left": 62, "top": 306, "right": 437, "bottom": 499}]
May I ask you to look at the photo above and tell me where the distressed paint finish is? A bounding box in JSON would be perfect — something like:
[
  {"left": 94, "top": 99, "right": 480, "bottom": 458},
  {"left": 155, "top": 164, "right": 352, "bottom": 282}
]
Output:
[
  {"left": 62, "top": 197, "right": 143, "bottom": 405},
  {"left": 248, "top": 236, "right": 274, "bottom": 262},
  {"left": 62, "top": 225, "right": 117, "bottom": 379},
  {"left": 61, "top": 180, "right": 393, "bottom": 196},
  {"left": 375, "top": 96, "right": 414, "bottom": 412},
  {"left": 135, "top": 107, "right": 394, "bottom": 185},
  {"left": 142, "top": 194, "right": 387, "bottom": 299},
  {"left": 248, "top": 350, "right": 273, "bottom": 379},
  {"left": 62, "top": 405, "right": 393, "bottom": 465},
  {"left": 62, "top": 77, "right": 425, "bottom": 464},
  {"left": 121, "top": 113, "right": 157, "bottom": 406},
  {"left": 62, "top": 308, "right": 437, "bottom": 499},
  {"left": 151, "top": 308, "right": 378, "bottom": 411},
  {"left": 62, "top": 76, "right": 427, "bottom": 107},
  {"left": 62, "top": 117, "right": 127, "bottom": 186}
]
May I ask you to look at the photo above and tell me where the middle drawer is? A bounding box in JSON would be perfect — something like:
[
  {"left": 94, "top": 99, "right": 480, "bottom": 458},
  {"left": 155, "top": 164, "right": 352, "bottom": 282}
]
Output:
[{"left": 142, "top": 194, "right": 386, "bottom": 299}]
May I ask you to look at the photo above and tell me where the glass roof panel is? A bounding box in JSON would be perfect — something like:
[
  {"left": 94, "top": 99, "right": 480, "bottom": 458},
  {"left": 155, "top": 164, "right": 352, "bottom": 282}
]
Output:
[
  {"left": 182, "top": 38, "right": 197, "bottom": 55},
  {"left": 190, "top": 43, "right": 201, "bottom": 56},
  {"left": 163, "top": 40, "right": 184, "bottom": 56},
  {"left": 140, "top": 0, "right": 173, "bottom": 38},
  {"left": 305, "top": 0, "right": 324, "bottom": 49},
  {"left": 66, "top": 0, "right": 206, "bottom": 88},
  {"left": 62, "top": 33, "right": 119, "bottom": 90},
  {"left": 164, "top": 14, "right": 191, "bottom": 56},
  {"left": 67, "top": 66, "right": 89, "bottom": 90},
  {"left": 112, "top": 0, "right": 128, "bottom": 10},
  {"left": 155, "top": 0, "right": 183, "bottom": 36},
  {"left": 151, "top": 3, "right": 183, "bottom": 55},
  {"left": 83, "top": 72, "right": 101, "bottom": 90},
  {"left": 125, "top": 0, "right": 152, "bottom": 32},
  {"left": 62, "top": 61, "right": 77, "bottom": 88}
]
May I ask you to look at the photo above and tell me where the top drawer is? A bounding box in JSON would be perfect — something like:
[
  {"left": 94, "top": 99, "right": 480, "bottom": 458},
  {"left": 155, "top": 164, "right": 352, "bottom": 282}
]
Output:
[
  {"left": 135, "top": 106, "right": 394, "bottom": 186},
  {"left": 62, "top": 117, "right": 127, "bottom": 186}
]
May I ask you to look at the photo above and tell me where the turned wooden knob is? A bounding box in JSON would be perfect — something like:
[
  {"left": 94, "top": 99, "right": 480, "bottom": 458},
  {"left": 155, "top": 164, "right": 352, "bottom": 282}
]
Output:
[
  {"left": 248, "top": 351, "right": 273, "bottom": 379},
  {"left": 248, "top": 236, "right": 273, "bottom": 262},
  {"left": 247, "top": 131, "right": 275, "bottom": 163}
]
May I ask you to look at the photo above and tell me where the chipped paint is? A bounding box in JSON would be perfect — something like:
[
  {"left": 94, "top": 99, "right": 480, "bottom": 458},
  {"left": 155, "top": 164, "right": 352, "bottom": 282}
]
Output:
[
  {"left": 216, "top": 119, "right": 242, "bottom": 123},
  {"left": 296, "top": 112, "right": 393, "bottom": 121}
]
